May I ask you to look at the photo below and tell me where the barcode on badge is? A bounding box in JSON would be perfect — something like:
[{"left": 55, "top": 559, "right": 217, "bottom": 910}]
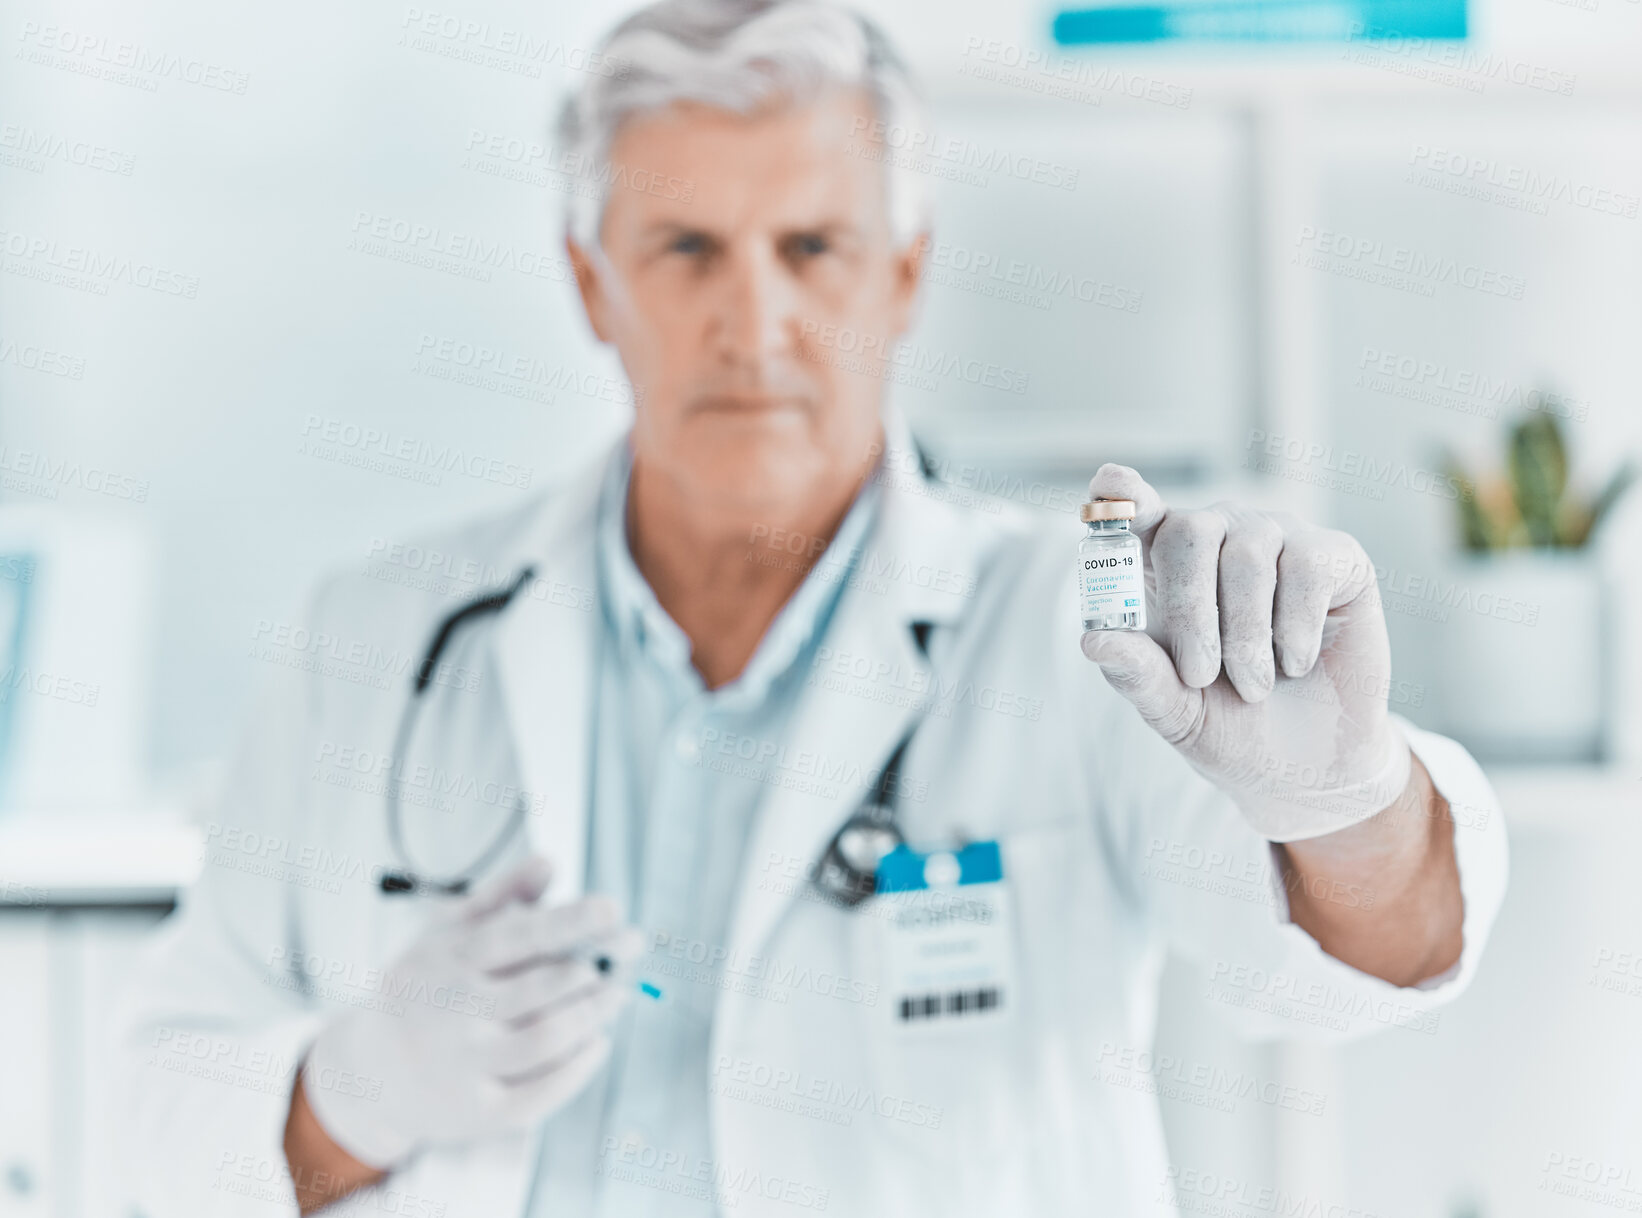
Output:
[{"left": 897, "top": 987, "right": 1002, "bottom": 1022}]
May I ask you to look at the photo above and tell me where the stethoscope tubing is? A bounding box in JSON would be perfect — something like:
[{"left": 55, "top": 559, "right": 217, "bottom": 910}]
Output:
[{"left": 378, "top": 566, "right": 538, "bottom": 897}]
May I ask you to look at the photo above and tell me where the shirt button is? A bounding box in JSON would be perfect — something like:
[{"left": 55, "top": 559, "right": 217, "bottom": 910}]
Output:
[{"left": 675, "top": 732, "right": 699, "bottom": 761}]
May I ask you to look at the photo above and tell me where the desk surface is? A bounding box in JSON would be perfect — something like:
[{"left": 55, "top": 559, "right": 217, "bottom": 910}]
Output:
[{"left": 0, "top": 812, "right": 199, "bottom": 906}]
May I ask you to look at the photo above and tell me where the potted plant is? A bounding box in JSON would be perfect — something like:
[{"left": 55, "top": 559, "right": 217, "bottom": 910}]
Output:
[{"left": 1438, "top": 412, "right": 1635, "bottom": 763}]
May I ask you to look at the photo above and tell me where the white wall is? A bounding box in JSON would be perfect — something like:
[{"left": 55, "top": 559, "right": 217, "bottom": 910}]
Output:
[{"left": 4, "top": 0, "right": 639, "bottom": 779}]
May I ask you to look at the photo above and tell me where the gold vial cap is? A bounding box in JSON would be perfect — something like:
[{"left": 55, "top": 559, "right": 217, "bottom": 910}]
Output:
[{"left": 1080, "top": 498, "right": 1137, "bottom": 522}]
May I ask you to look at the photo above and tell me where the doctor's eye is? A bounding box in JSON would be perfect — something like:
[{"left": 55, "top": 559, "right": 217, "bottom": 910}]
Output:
[
  {"left": 667, "top": 230, "right": 717, "bottom": 260},
  {"left": 781, "top": 231, "right": 831, "bottom": 263}
]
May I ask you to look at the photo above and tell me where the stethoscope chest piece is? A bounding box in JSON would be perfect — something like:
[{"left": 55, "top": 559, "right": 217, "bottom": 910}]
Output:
[
  {"left": 815, "top": 802, "right": 906, "bottom": 909},
  {"left": 837, "top": 817, "right": 902, "bottom": 878}
]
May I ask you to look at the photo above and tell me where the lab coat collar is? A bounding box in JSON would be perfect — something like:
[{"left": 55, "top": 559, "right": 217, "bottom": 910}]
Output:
[{"left": 862, "top": 399, "right": 978, "bottom": 630}]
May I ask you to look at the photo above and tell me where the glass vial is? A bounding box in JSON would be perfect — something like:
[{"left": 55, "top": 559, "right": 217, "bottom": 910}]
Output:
[{"left": 1077, "top": 499, "right": 1146, "bottom": 631}]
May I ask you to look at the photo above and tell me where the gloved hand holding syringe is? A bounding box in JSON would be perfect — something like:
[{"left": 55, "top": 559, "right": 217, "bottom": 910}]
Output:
[{"left": 301, "top": 855, "right": 658, "bottom": 1171}]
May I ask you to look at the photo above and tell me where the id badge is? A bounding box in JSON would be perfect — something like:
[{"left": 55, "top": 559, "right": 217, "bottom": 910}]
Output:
[{"left": 874, "top": 840, "right": 1015, "bottom": 1028}]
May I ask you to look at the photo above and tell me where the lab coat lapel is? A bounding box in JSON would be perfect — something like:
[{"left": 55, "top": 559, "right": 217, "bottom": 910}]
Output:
[
  {"left": 492, "top": 436, "right": 624, "bottom": 903},
  {"left": 724, "top": 415, "right": 981, "bottom": 968},
  {"left": 726, "top": 572, "right": 930, "bottom": 967}
]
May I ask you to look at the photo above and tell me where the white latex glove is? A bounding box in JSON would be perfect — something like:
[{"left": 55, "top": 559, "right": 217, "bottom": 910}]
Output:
[
  {"left": 1079, "top": 464, "right": 1413, "bottom": 842},
  {"left": 301, "top": 855, "right": 644, "bottom": 1169}
]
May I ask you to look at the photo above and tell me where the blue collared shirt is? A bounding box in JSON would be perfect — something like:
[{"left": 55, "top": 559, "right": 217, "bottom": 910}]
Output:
[{"left": 525, "top": 442, "right": 882, "bottom": 1217}]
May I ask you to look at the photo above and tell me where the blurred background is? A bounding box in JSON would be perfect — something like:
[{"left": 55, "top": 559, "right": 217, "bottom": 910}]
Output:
[{"left": 2, "top": 0, "right": 1641, "bottom": 1213}]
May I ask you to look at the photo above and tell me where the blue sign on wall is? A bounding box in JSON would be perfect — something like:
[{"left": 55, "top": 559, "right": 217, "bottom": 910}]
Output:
[{"left": 1053, "top": 0, "right": 1466, "bottom": 44}]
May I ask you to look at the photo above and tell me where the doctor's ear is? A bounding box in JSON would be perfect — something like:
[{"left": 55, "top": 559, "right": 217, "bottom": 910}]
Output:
[
  {"left": 567, "top": 237, "right": 614, "bottom": 344},
  {"left": 886, "top": 230, "right": 931, "bottom": 338}
]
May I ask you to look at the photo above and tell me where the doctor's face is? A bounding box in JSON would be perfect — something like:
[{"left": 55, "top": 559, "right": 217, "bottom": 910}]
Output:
[{"left": 568, "top": 89, "right": 926, "bottom": 514}]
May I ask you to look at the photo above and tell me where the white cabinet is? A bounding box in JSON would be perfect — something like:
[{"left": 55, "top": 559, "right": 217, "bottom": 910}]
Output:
[
  {"left": 0, "top": 816, "right": 196, "bottom": 1218},
  {"left": 0, "top": 908, "right": 170, "bottom": 1218},
  {"left": 0, "top": 912, "right": 54, "bottom": 1218},
  {"left": 69, "top": 913, "right": 172, "bottom": 1218}
]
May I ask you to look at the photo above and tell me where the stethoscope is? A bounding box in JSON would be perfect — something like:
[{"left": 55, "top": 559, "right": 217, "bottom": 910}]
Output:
[
  {"left": 377, "top": 565, "right": 538, "bottom": 896},
  {"left": 377, "top": 443, "right": 943, "bottom": 904}
]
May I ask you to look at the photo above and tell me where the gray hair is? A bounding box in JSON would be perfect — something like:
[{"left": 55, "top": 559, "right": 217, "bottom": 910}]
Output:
[{"left": 554, "top": 0, "right": 933, "bottom": 248}]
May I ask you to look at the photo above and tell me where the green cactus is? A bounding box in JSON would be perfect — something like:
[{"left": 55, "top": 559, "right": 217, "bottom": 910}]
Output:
[
  {"left": 1507, "top": 413, "right": 1567, "bottom": 546},
  {"left": 1443, "top": 458, "right": 1495, "bottom": 552},
  {"left": 1447, "top": 407, "right": 1634, "bottom": 551}
]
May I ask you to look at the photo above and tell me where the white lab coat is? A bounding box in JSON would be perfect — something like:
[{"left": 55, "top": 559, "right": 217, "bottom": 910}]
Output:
[{"left": 109, "top": 413, "right": 1508, "bottom": 1217}]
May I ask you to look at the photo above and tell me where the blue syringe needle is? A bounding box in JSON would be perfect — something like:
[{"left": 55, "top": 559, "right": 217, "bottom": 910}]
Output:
[{"left": 581, "top": 951, "right": 661, "bottom": 1000}]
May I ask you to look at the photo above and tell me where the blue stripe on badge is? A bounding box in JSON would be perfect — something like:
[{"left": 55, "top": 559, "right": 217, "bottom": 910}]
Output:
[{"left": 875, "top": 840, "right": 1003, "bottom": 893}]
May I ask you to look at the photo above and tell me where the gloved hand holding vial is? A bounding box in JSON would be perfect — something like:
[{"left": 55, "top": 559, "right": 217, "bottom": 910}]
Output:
[{"left": 1078, "top": 463, "right": 1413, "bottom": 843}]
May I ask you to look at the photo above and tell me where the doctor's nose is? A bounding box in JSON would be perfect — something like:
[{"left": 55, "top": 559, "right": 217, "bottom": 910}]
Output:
[{"left": 710, "top": 246, "right": 799, "bottom": 370}]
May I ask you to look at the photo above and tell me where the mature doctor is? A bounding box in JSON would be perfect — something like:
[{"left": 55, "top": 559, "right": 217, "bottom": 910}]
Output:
[{"left": 112, "top": 1, "right": 1508, "bottom": 1214}]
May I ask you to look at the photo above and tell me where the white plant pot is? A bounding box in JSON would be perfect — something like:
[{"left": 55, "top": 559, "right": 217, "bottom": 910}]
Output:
[{"left": 1436, "top": 551, "right": 1604, "bottom": 764}]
